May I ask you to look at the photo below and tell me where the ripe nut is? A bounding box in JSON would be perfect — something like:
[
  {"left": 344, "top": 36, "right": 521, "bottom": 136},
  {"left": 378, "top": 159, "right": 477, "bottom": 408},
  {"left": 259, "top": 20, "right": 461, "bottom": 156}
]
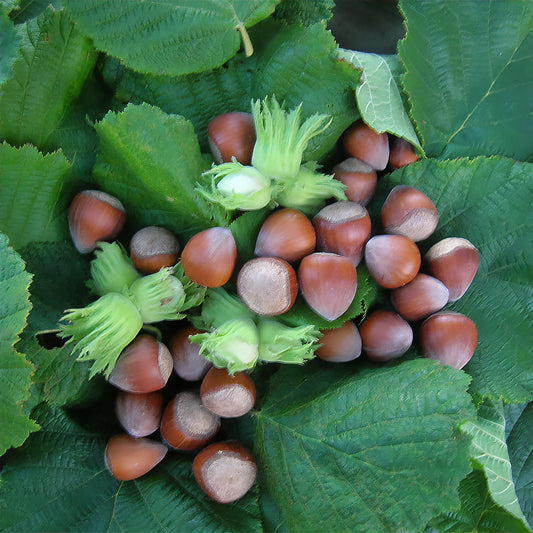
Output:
[
  {"left": 115, "top": 391, "right": 164, "bottom": 438},
  {"left": 168, "top": 325, "right": 212, "bottom": 381},
  {"left": 341, "top": 120, "right": 390, "bottom": 171},
  {"left": 237, "top": 257, "right": 298, "bottom": 316},
  {"left": 208, "top": 112, "right": 256, "bottom": 165},
  {"left": 420, "top": 312, "right": 478, "bottom": 369},
  {"left": 68, "top": 190, "right": 126, "bottom": 254},
  {"left": 364, "top": 235, "right": 421, "bottom": 288},
  {"left": 254, "top": 208, "right": 316, "bottom": 262},
  {"left": 298, "top": 252, "right": 357, "bottom": 321},
  {"left": 105, "top": 434, "right": 167, "bottom": 481},
  {"left": 424, "top": 237, "right": 480, "bottom": 301},
  {"left": 130, "top": 226, "right": 180, "bottom": 274},
  {"left": 332, "top": 157, "right": 378, "bottom": 206},
  {"left": 313, "top": 201, "right": 371, "bottom": 266},
  {"left": 391, "top": 273, "right": 449, "bottom": 321},
  {"left": 360, "top": 310, "right": 413, "bottom": 361},
  {"left": 193, "top": 441, "right": 257, "bottom": 504},
  {"left": 200, "top": 367, "right": 256, "bottom": 418},
  {"left": 381, "top": 185, "right": 439, "bottom": 242},
  {"left": 108, "top": 334, "right": 173, "bottom": 393},
  {"left": 389, "top": 138, "right": 419, "bottom": 169},
  {"left": 181, "top": 227, "right": 237, "bottom": 287},
  {"left": 316, "top": 321, "right": 362, "bottom": 362},
  {"left": 160, "top": 391, "right": 220, "bottom": 450}
]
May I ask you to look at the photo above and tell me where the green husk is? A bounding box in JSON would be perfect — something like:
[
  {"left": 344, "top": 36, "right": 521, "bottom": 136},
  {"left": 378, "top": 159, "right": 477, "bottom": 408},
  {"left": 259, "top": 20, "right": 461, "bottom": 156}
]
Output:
[
  {"left": 200, "top": 160, "right": 274, "bottom": 210},
  {"left": 128, "top": 267, "right": 185, "bottom": 323},
  {"left": 274, "top": 162, "right": 347, "bottom": 215},
  {"left": 173, "top": 263, "right": 207, "bottom": 312},
  {"left": 191, "top": 287, "right": 256, "bottom": 331},
  {"left": 190, "top": 317, "right": 259, "bottom": 374},
  {"left": 251, "top": 96, "right": 331, "bottom": 180},
  {"left": 258, "top": 319, "right": 320, "bottom": 364},
  {"left": 59, "top": 292, "right": 143, "bottom": 378},
  {"left": 87, "top": 241, "right": 141, "bottom": 296}
]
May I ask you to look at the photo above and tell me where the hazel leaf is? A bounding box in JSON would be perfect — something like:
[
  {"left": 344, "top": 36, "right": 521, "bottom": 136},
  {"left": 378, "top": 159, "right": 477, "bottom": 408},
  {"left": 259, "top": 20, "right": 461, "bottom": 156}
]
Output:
[{"left": 0, "top": 233, "right": 39, "bottom": 455}]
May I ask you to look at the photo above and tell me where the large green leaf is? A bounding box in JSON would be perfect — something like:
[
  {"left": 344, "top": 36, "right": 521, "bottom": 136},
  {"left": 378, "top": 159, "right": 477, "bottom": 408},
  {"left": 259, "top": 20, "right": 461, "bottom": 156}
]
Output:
[
  {"left": 430, "top": 468, "right": 531, "bottom": 533},
  {"left": 93, "top": 103, "right": 229, "bottom": 242},
  {"left": 17, "top": 241, "right": 101, "bottom": 408},
  {"left": 0, "top": 233, "right": 39, "bottom": 455},
  {"left": 0, "top": 7, "right": 97, "bottom": 149},
  {"left": 65, "top": 0, "right": 279, "bottom": 76},
  {"left": 336, "top": 49, "right": 421, "bottom": 150},
  {"left": 506, "top": 403, "right": 533, "bottom": 528},
  {"left": 463, "top": 399, "right": 529, "bottom": 529},
  {"left": 0, "top": 143, "right": 74, "bottom": 251},
  {"left": 398, "top": 0, "right": 533, "bottom": 161},
  {"left": 102, "top": 20, "right": 360, "bottom": 160},
  {"left": 376, "top": 157, "right": 533, "bottom": 403},
  {"left": 0, "top": 404, "right": 262, "bottom": 533},
  {"left": 255, "top": 358, "right": 475, "bottom": 533},
  {"left": 0, "top": 2, "right": 21, "bottom": 84}
]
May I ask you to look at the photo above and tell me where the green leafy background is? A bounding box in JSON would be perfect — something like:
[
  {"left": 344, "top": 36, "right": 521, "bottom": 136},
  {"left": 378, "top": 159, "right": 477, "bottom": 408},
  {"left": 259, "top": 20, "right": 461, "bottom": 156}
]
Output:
[
  {"left": 398, "top": 0, "right": 533, "bottom": 162},
  {"left": 0, "top": 234, "right": 39, "bottom": 455},
  {"left": 0, "top": 1, "right": 532, "bottom": 532}
]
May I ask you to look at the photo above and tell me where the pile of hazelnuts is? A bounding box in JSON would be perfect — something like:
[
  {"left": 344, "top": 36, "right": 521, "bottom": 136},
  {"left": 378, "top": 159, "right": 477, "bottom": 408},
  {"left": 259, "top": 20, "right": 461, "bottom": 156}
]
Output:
[
  {"left": 66, "top": 112, "right": 479, "bottom": 504},
  {"left": 69, "top": 195, "right": 259, "bottom": 503}
]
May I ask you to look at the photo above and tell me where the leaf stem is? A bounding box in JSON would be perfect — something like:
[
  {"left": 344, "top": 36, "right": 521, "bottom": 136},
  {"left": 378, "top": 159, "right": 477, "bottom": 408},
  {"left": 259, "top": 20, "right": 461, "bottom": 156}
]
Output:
[{"left": 236, "top": 22, "right": 253, "bottom": 57}]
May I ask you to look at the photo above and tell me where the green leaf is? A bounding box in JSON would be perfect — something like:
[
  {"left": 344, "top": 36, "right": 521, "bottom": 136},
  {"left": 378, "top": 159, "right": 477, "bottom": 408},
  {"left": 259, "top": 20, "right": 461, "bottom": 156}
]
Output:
[
  {"left": 15, "top": 241, "right": 102, "bottom": 407},
  {"left": 376, "top": 157, "right": 533, "bottom": 403},
  {"left": 280, "top": 263, "right": 378, "bottom": 329},
  {"left": 273, "top": 0, "right": 334, "bottom": 25},
  {"left": 255, "top": 358, "right": 475, "bottom": 533},
  {"left": 0, "top": 3, "right": 21, "bottom": 84},
  {"left": 0, "top": 233, "right": 39, "bottom": 455},
  {"left": 229, "top": 208, "right": 271, "bottom": 264},
  {"left": 20, "top": 241, "right": 90, "bottom": 334},
  {"left": 20, "top": 335, "right": 103, "bottom": 409},
  {"left": 65, "top": 0, "right": 279, "bottom": 76},
  {"left": 102, "top": 20, "right": 360, "bottom": 161},
  {"left": 251, "top": 21, "right": 360, "bottom": 160},
  {"left": 430, "top": 469, "right": 531, "bottom": 533},
  {"left": 463, "top": 399, "right": 530, "bottom": 528},
  {"left": 93, "top": 103, "right": 229, "bottom": 241},
  {"left": 0, "top": 7, "right": 97, "bottom": 149},
  {"left": 0, "top": 143, "right": 74, "bottom": 250},
  {"left": 9, "top": 0, "right": 64, "bottom": 24},
  {"left": 46, "top": 71, "right": 113, "bottom": 179},
  {"left": 398, "top": 0, "right": 533, "bottom": 161},
  {"left": 506, "top": 403, "right": 533, "bottom": 528},
  {"left": 0, "top": 404, "right": 262, "bottom": 533},
  {"left": 336, "top": 49, "right": 422, "bottom": 151}
]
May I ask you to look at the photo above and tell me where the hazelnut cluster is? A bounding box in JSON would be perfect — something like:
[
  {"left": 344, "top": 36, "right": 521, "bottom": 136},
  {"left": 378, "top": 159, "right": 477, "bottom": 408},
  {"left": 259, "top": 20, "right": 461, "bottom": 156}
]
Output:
[
  {"left": 104, "top": 332, "right": 257, "bottom": 504},
  {"left": 66, "top": 112, "right": 479, "bottom": 504},
  {"left": 68, "top": 194, "right": 257, "bottom": 504}
]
